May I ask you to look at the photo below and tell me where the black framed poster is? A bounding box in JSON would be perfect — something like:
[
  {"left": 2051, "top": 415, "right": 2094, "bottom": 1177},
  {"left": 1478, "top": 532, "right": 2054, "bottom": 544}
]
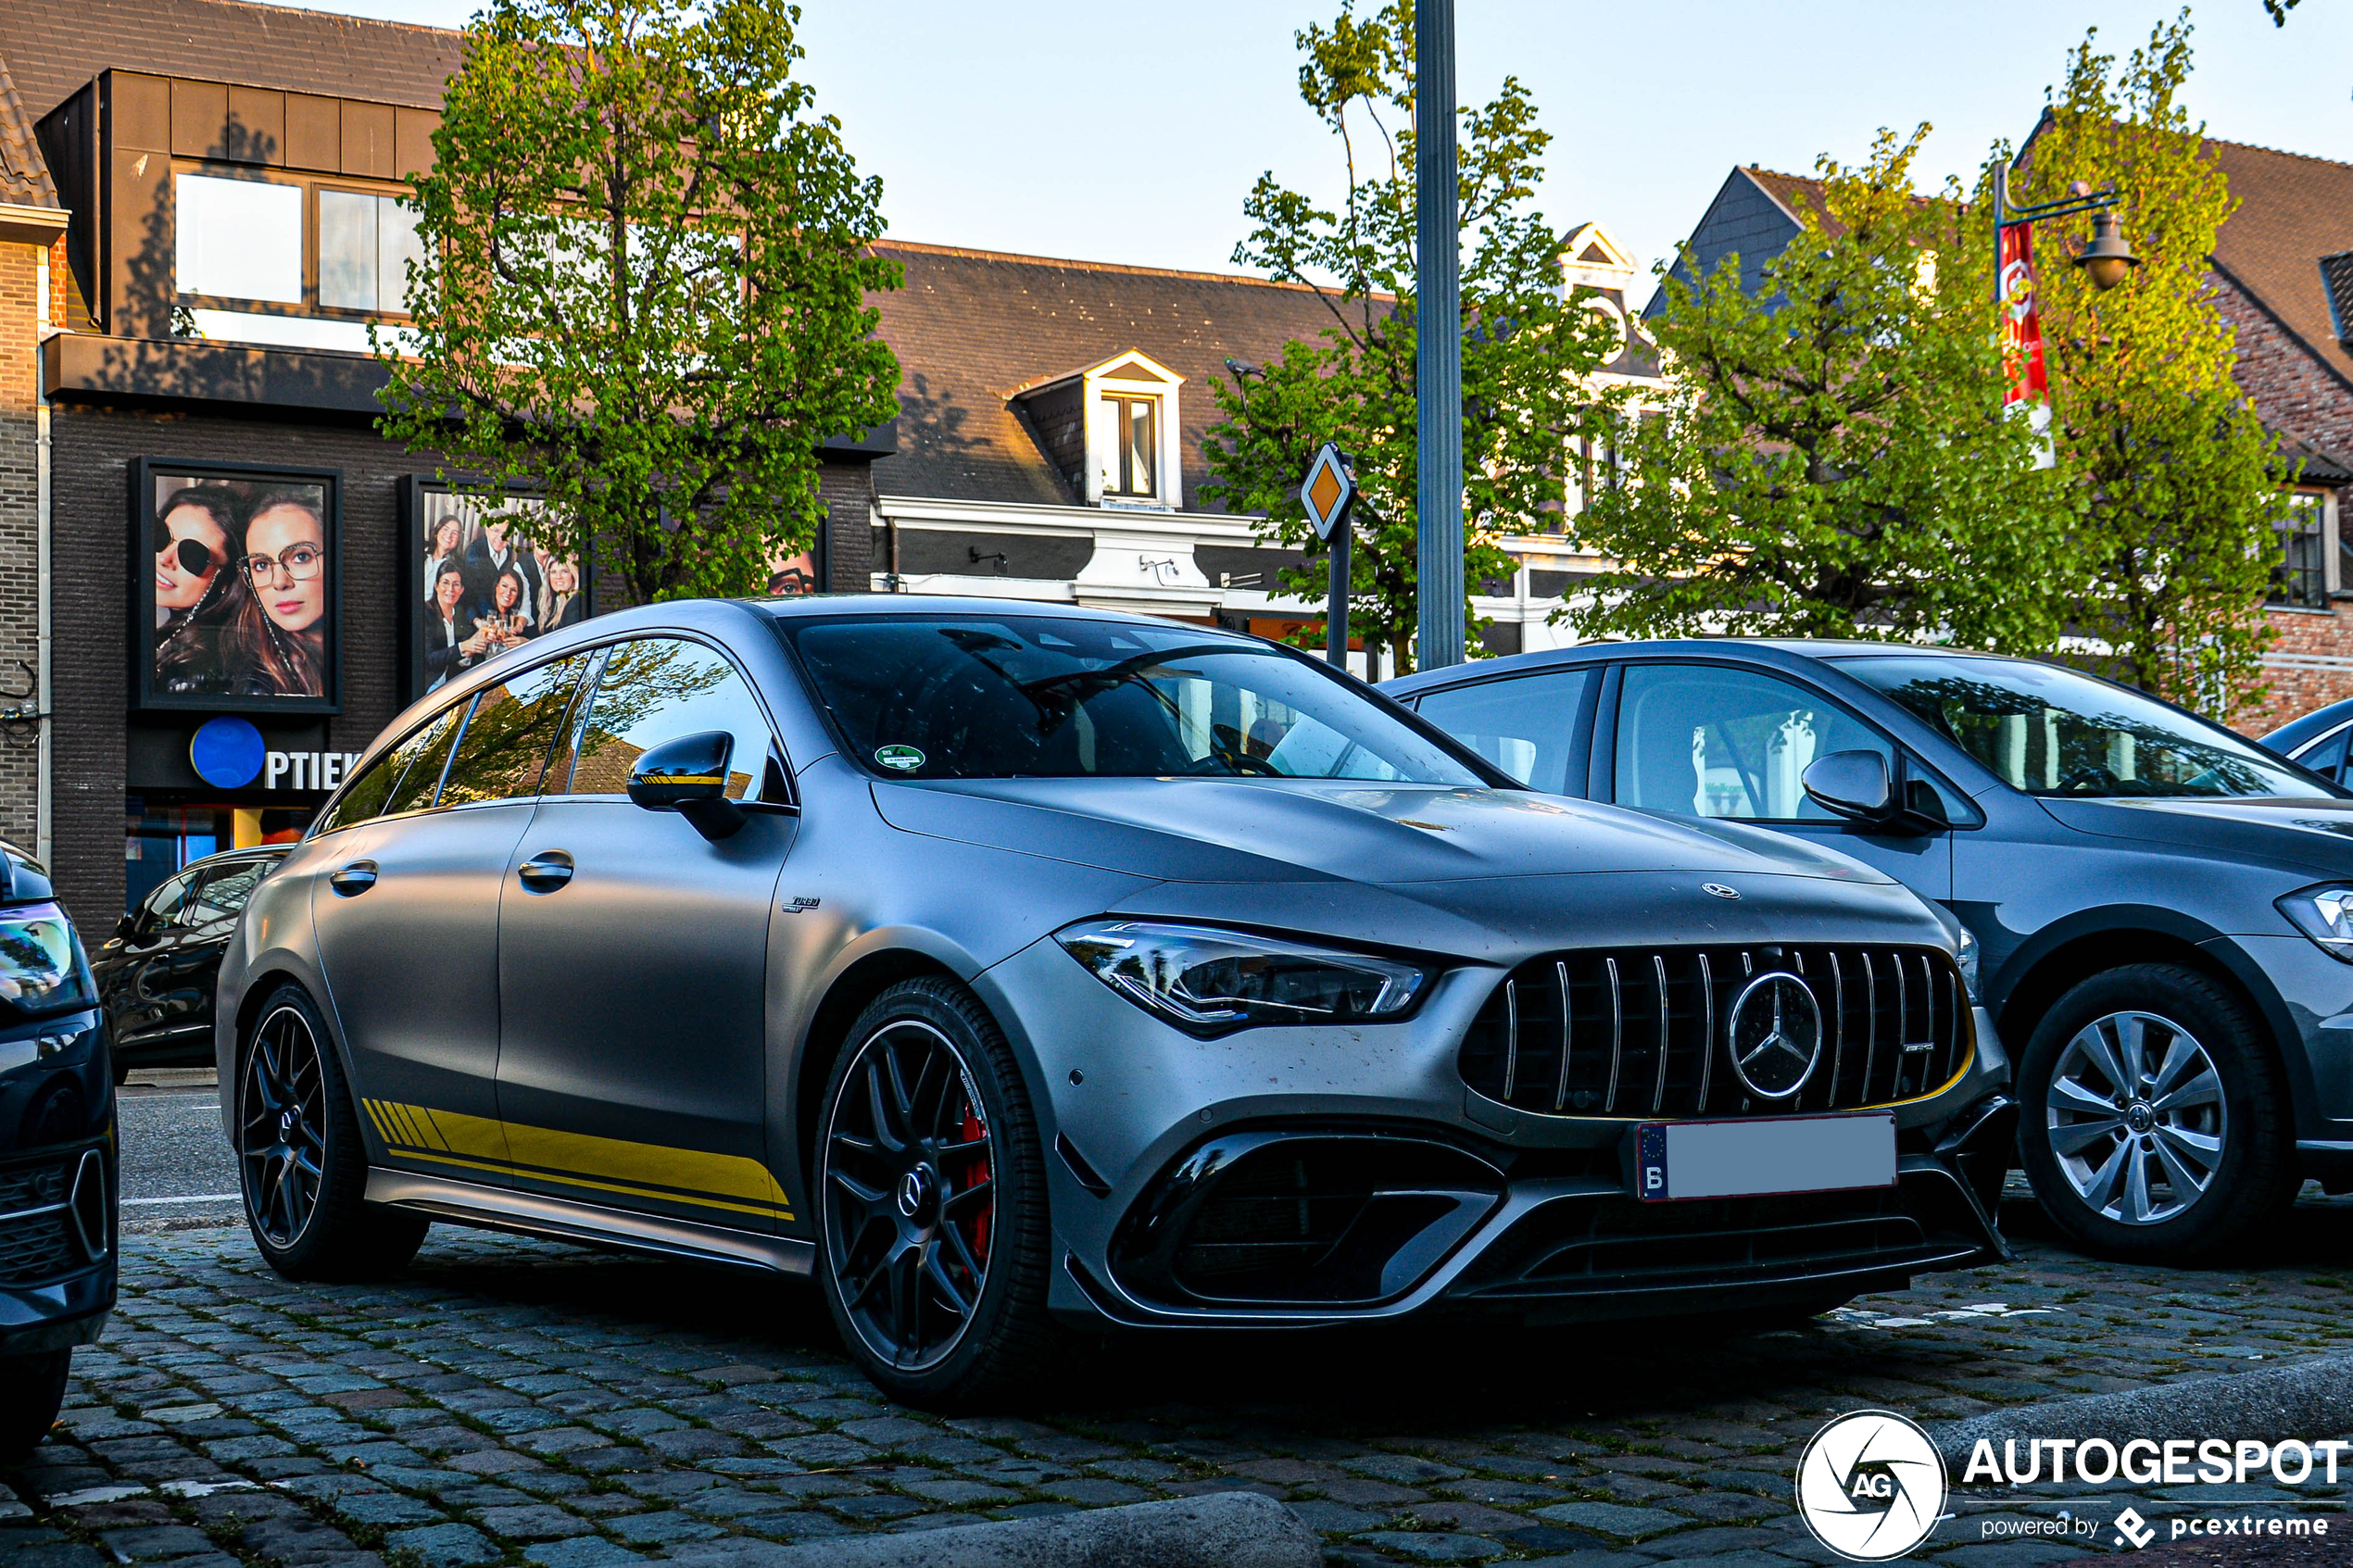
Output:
[
  {"left": 133, "top": 458, "right": 343, "bottom": 715},
  {"left": 400, "top": 476, "right": 598, "bottom": 704}
]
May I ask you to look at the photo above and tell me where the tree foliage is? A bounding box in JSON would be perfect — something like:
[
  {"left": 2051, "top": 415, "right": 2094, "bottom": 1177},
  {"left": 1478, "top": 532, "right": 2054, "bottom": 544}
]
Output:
[
  {"left": 1201, "top": 0, "right": 1613, "bottom": 673},
  {"left": 1565, "top": 128, "right": 2079, "bottom": 650},
  {"left": 377, "top": 0, "right": 901, "bottom": 607},
  {"left": 2021, "top": 15, "right": 2285, "bottom": 716}
]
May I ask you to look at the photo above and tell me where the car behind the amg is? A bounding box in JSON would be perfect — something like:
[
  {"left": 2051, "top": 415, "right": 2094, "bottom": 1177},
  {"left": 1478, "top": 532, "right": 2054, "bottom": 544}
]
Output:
[
  {"left": 218, "top": 597, "right": 2009, "bottom": 1404},
  {"left": 1391, "top": 639, "right": 2353, "bottom": 1264}
]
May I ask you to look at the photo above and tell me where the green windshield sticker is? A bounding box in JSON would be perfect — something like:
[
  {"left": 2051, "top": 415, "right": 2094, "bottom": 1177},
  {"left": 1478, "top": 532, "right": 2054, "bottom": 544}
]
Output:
[{"left": 875, "top": 745, "right": 925, "bottom": 771}]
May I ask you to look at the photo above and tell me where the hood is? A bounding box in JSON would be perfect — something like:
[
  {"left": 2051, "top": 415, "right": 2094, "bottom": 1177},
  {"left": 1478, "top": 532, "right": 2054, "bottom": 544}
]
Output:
[
  {"left": 872, "top": 776, "right": 1894, "bottom": 887},
  {"left": 2040, "top": 795, "right": 2353, "bottom": 876}
]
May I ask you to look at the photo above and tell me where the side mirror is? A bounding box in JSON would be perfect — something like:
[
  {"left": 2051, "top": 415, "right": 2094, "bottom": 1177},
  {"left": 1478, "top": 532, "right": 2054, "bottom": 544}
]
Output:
[
  {"left": 627, "top": 731, "right": 747, "bottom": 843},
  {"left": 1801, "top": 750, "right": 1899, "bottom": 826},
  {"left": 113, "top": 914, "right": 137, "bottom": 942}
]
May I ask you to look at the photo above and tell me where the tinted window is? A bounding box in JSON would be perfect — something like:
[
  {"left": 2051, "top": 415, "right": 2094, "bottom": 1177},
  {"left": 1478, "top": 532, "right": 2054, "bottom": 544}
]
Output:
[
  {"left": 187, "top": 859, "right": 271, "bottom": 925},
  {"left": 569, "top": 639, "right": 774, "bottom": 799},
  {"left": 783, "top": 615, "right": 1481, "bottom": 784},
  {"left": 438, "top": 655, "right": 591, "bottom": 809},
  {"left": 318, "top": 704, "right": 467, "bottom": 835},
  {"left": 1839, "top": 654, "right": 2335, "bottom": 799},
  {"left": 1415, "top": 669, "right": 1589, "bottom": 793},
  {"left": 1616, "top": 664, "right": 1892, "bottom": 821},
  {"left": 142, "top": 871, "right": 201, "bottom": 931},
  {"left": 2295, "top": 726, "right": 2349, "bottom": 784}
]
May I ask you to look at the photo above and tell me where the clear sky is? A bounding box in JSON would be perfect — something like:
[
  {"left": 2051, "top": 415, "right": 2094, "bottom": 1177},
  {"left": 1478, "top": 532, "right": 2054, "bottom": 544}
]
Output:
[{"left": 292, "top": 1, "right": 2353, "bottom": 293}]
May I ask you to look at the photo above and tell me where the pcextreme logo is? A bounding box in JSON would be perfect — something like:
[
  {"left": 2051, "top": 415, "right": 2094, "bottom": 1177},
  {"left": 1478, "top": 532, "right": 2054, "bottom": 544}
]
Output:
[{"left": 1795, "top": 1410, "right": 1949, "bottom": 1562}]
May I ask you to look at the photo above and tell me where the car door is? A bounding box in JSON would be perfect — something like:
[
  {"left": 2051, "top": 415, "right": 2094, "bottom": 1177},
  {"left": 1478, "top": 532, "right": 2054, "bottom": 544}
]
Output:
[
  {"left": 1410, "top": 665, "right": 1595, "bottom": 795},
  {"left": 105, "top": 870, "right": 202, "bottom": 1049},
  {"left": 497, "top": 634, "right": 796, "bottom": 1233},
  {"left": 164, "top": 857, "right": 275, "bottom": 1046},
  {"left": 1605, "top": 659, "right": 1954, "bottom": 901},
  {"left": 308, "top": 654, "right": 589, "bottom": 1171}
]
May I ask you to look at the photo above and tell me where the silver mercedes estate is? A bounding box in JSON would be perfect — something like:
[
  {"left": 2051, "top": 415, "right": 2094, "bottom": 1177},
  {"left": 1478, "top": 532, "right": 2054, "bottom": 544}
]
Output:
[{"left": 217, "top": 596, "right": 2012, "bottom": 1404}]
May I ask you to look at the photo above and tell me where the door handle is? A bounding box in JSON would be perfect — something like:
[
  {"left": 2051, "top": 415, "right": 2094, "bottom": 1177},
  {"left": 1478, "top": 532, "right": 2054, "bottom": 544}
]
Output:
[
  {"left": 517, "top": 850, "right": 574, "bottom": 893},
  {"left": 328, "top": 860, "right": 378, "bottom": 897}
]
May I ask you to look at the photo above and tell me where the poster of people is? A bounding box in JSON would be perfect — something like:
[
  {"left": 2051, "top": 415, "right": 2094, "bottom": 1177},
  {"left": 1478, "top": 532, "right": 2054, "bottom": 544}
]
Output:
[
  {"left": 404, "top": 481, "right": 596, "bottom": 700},
  {"left": 137, "top": 462, "right": 340, "bottom": 713}
]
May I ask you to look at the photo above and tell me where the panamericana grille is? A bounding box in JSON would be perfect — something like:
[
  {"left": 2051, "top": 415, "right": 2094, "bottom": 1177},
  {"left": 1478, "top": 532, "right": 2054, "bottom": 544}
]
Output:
[{"left": 1458, "top": 945, "right": 1969, "bottom": 1119}]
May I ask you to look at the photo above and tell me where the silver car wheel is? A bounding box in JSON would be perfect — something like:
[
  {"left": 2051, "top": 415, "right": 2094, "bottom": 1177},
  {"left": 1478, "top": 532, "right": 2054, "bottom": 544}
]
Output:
[
  {"left": 239, "top": 1004, "right": 329, "bottom": 1248},
  {"left": 2045, "top": 1009, "right": 2227, "bottom": 1226},
  {"left": 820, "top": 1019, "right": 997, "bottom": 1373}
]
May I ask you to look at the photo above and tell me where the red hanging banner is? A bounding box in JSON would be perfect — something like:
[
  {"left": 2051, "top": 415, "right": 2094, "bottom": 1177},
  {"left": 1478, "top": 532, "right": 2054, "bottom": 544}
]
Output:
[{"left": 1998, "top": 220, "right": 2047, "bottom": 408}]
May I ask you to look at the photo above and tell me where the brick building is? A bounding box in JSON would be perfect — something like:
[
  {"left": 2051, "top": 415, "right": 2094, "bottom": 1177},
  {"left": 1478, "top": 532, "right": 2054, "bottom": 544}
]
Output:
[
  {"left": 0, "top": 0, "right": 1668, "bottom": 927},
  {"left": 1663, "top": 149, "right": 2353, "bottom": 730}
]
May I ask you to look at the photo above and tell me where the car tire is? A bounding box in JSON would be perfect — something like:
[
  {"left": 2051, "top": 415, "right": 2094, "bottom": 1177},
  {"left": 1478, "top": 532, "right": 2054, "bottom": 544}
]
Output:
[
  {"left": 2017, "top": 963, "right": 2295, "bottom": 1262},
  {"left": 814, "top": 977, "right": 1062, "bottom": 1409},
  {"left": 236, "top": 984, "right": 428, "bottom": 1282},
  {"left": 0, "top": 1349, "right": 70, "bottom": 1461}
]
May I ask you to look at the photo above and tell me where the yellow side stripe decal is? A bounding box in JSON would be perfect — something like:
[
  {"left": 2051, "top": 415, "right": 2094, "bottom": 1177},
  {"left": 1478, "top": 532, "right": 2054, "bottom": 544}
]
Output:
[{"left": 364, "top": 1098, "right": 793, "bottom": 1223}]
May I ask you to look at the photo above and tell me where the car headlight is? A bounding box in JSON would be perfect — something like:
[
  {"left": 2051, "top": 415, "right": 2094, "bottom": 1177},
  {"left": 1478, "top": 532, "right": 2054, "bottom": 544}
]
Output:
[
  {"left": 0, "top": 902, "right": 94, "bottom": 1017},
  {"left": 1054, "top": 919, "right": 1429, "bottom": 1035},
  {"left": 2277, "top": 884, "right": 2353, "bottom": 964},
  {"left": 1953, "top": 924, "right": 1981, "bottom": 998}
]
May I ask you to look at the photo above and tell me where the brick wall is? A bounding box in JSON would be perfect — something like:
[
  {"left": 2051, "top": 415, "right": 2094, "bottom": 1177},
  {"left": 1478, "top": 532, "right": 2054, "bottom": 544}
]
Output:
[
  {"left": 0, "top": 243, "right": 42, "bottom": 856},
  {"left": 47, "top": 404, "right": 429, "bottom": 926},
  {"left": 817, "top": 457, "right": 875, "bottom": 593}
]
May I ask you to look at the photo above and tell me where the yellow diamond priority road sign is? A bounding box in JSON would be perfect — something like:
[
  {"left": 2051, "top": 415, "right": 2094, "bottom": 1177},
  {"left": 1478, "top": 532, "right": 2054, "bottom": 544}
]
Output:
[{"left": 1300, "top": 443, "right": 1355, "bottom": 542}]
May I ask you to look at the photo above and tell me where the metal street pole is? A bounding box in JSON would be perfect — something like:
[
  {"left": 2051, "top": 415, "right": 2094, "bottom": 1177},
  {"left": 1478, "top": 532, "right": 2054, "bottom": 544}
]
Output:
[{"left": 1414, "top": 0, "right": 1465, "bottom": 671}]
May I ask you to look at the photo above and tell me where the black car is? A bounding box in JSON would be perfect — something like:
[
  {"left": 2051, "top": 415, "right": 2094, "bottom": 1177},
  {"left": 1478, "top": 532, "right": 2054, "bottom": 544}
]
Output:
[
  {"left": 0, "top": 841, "right": 113, "bottom": 1460},
  {"left": 95, "top": 848, "right": 286, "bottom": 1083},
  {"left": 2259, "top": 696, "right": 2353, "bottom": 783},
  {"left": 1390, "top": 640, "right": 2353, "bottom": 1262}
]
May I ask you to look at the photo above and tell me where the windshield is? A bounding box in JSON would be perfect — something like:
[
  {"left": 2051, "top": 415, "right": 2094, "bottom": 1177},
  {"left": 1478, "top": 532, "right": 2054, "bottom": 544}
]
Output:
[
  {"left": 1837, "top": 655, "right": 2337, "bottom": 800},
  {"left": 782, "top": 615, "right": 1484, "bottom": 784}
]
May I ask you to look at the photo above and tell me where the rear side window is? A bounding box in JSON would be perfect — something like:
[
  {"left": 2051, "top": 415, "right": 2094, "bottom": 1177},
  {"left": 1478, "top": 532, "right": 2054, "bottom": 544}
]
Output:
[
  {"left": 438, "top": 655, "right": 593, "bottom": 809},
  {"left": 566, "top": 638, "right": 775, "bottom": 800},
  {"left": 2297, "top": 726, "right": 2350, "bottom": 784},
  {"left": 315, "top": 703, "right": 465, "bottom": 835},
  {"left": 187, "top": 859, "right": 271, "bottom": 924},
  {"left": 1415, "top": 669, "right": 1589, "bottom": 793}
]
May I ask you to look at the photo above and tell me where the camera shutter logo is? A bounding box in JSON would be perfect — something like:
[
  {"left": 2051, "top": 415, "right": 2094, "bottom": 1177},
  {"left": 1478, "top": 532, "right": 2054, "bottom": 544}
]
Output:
[
  {"left": 1795, "top": 1410, "right": 1947, "bottom": 1562},
  {"left": 1728, "top": 971, "right": 1823, "bottom": 1099}
]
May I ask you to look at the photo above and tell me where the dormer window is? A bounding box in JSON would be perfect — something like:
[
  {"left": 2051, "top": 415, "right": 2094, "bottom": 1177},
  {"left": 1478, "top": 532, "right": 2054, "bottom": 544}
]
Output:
[
  {"left": 1103, "top": 393, "right": 1157, "bottom": 497},
  {"left": 1012, "top": 350, "right": 1184, "bottom": 509}
]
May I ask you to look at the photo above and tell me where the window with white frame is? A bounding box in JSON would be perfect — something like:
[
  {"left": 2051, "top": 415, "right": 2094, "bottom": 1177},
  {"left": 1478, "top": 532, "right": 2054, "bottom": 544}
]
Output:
[
  {"left": 1079, "top": 354, "right": 1182, "bottom": 508},
  {"left": 319, "top": 189, "right": 423, "bottom": 313},
  {"left": 2274, "top": 491, "right": 2329, "bottom": 609},
  {"left": 1102, "top": 394, "right": 1157, "bottom": 497}
]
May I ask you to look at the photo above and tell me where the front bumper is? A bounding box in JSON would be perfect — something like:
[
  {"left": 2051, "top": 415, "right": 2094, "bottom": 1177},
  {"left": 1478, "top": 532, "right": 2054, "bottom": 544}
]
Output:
[
  {"left": 976, "top": 937, "right": 2012, "bottom": 1330},
  {"left": 0, "top": 1010, "right": 117, "bottom": 1359}
]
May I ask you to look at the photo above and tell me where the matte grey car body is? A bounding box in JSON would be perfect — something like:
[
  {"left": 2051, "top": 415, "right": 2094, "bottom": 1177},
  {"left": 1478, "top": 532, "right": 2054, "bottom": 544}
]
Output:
[{"left": 218, "top": 597, "right": 2008, "bottom": 1397}]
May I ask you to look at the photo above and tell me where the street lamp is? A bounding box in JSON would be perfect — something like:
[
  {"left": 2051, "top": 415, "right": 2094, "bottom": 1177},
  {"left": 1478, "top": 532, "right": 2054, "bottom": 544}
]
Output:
[{"left": 1993, "top": 168, "right": 2137, "bottom": 295}]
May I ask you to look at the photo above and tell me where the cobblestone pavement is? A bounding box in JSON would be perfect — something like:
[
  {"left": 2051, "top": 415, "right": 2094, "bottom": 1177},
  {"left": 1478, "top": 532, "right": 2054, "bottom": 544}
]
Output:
[{"left": 6, "top": 1188, "right": 2350, "bottom": 1568}]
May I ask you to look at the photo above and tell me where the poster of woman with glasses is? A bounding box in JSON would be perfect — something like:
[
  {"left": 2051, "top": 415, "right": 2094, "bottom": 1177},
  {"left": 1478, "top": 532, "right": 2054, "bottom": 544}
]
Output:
[{"left": 134, "top": 462, "right": 340, "bottom": 713}]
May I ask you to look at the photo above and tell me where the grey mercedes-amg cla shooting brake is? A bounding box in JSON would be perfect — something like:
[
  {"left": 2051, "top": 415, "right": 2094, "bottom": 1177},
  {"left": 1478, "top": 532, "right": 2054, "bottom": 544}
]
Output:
[{"left": 217, "top": 596, "right": 2011, "bottom": 1404}]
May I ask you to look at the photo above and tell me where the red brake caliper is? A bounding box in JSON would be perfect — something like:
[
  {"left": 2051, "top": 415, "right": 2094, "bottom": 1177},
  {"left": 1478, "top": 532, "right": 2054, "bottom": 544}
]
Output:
[{"left": 958, "top": 1102, "right": 992, "bottom": 1268}]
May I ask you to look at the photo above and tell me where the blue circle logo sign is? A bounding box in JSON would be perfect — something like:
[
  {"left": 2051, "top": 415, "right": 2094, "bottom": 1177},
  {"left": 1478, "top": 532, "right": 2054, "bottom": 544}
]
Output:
[{"left": 189, "top": 716, "right": 268, "bottom": 790}]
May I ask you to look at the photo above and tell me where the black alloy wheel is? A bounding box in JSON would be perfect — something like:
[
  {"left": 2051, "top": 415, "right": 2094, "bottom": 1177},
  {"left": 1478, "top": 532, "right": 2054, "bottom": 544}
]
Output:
[
  {"left": 815, "top": 978, "right": 1059, "bottom": 1406},
  {"left": 236, "top": 984, "right": 428, "bottom": 1281},
  {"left": 241, "top": 1002, "right": 329, "bottom": 1248}
]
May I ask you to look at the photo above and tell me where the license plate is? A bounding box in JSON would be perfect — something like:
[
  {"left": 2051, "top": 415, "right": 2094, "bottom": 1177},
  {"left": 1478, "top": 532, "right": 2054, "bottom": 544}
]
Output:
[{"left": 1630, "top": 1112, "right": 1896, "bottom": 1202}]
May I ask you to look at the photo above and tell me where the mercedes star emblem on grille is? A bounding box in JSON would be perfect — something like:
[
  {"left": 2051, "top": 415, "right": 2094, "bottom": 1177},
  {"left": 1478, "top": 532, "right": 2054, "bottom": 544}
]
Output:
[{"left": 1727, "top": 972, "right": 1823, "bottom": 1099}]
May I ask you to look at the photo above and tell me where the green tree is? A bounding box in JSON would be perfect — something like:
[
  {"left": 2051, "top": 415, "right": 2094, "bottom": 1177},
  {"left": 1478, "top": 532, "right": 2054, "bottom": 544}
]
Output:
[
  {"left": 1201, "top": 0, "right": 1613, "bottom": 673},
  {"left": 1565, "top": 127, "right": 2079, "bottom": 651},
  {"left": 377, "top": 0, "right": 902, "bottom": 606},
  {"left": 2020, "top": 16, "right": 2285, "bottom": 717}
]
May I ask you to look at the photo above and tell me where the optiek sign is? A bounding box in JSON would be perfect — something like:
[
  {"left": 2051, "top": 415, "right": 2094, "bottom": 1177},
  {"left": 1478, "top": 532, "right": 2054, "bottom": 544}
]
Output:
[{"left": 185, "top": 717, "right": 360, "bottom": 794}]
